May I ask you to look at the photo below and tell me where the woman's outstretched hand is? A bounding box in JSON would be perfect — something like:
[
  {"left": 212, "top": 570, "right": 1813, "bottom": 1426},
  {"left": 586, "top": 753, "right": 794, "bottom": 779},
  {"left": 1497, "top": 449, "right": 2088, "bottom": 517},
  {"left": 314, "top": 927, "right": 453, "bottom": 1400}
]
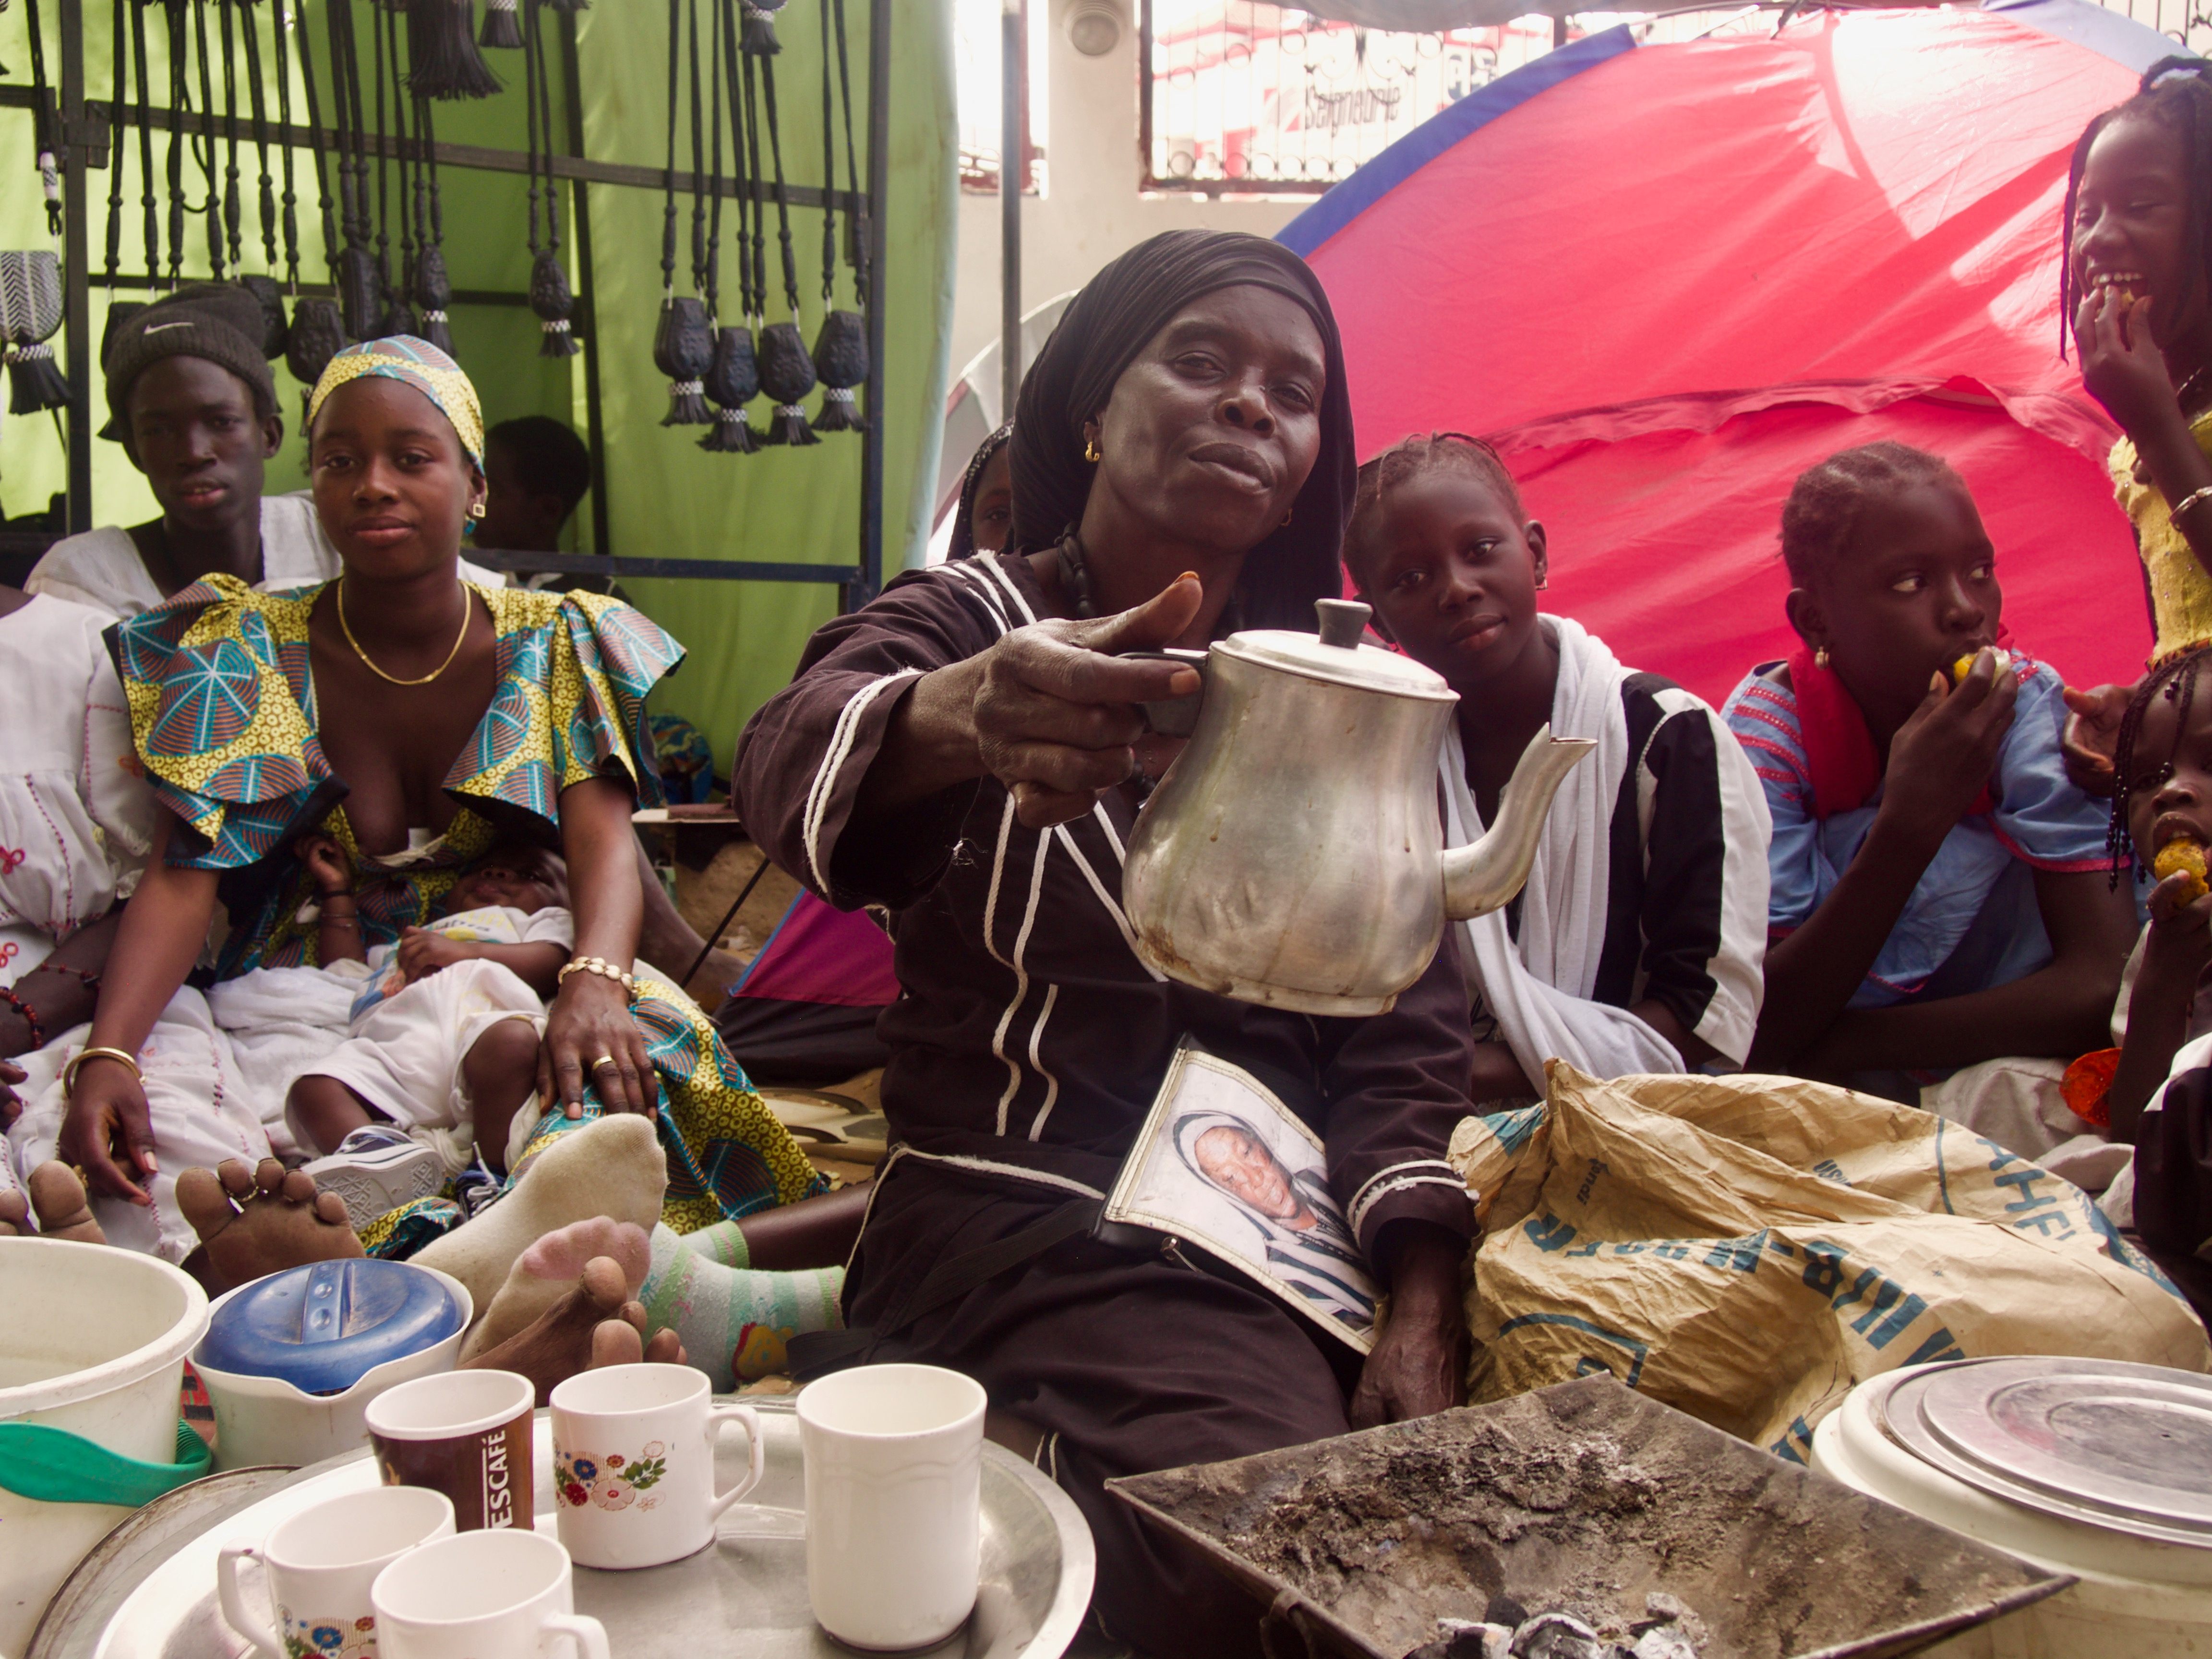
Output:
[
  {"left": 539, "top": 970, "right": 656, "bottom": 1120},
  {"left": 973, "top": 574, "right": 1206, "bottom": 828},
  {"left": 2062, "top": 682, "right": 2131, "bottom": 798},
  {"left": 58, "top": 1057, "right": 156, "bottom": 1203}
]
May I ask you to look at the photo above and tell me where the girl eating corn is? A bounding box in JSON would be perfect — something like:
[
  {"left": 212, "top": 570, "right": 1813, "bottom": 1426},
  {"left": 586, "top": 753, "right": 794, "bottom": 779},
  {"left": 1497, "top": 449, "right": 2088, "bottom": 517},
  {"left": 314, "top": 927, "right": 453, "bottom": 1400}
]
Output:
[{"left": 1720, "top": 445, "right": 2138, "bottom": 1130}]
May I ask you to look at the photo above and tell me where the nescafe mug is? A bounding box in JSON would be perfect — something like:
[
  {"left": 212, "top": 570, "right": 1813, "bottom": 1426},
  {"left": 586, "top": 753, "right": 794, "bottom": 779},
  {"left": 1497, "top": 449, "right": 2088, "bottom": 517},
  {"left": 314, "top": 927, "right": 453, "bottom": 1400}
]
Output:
[{"left": 366, "top": 1370, "right": 535, "bottom": 1531}]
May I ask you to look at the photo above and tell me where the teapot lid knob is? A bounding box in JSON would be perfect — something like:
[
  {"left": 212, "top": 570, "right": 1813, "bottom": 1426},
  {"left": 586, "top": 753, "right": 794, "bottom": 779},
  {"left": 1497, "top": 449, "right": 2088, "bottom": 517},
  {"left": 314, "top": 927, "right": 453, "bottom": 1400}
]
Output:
[{"left": 1314, "top": 599, "right": 1371, "bottom": 649}]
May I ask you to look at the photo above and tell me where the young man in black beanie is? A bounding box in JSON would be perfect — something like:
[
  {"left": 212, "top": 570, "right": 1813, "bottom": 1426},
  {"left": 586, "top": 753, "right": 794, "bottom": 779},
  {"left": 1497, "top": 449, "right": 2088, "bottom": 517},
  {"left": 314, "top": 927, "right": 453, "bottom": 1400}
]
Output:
[{"left": 27, "top": 285, "right": 494, "bottom": 616}]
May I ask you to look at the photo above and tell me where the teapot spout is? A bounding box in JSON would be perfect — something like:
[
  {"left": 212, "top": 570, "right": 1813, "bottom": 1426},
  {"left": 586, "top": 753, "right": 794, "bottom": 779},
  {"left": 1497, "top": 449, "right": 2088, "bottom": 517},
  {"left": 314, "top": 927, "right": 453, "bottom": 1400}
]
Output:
[{"left": 1440, "top": 724, "right": 1597, "bottom": 921}]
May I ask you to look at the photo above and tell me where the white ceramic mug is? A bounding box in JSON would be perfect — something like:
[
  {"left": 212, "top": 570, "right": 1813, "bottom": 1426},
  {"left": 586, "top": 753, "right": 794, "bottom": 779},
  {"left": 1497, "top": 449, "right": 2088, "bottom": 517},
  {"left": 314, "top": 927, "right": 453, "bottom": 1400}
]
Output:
[
  {"left": 547, "top": 1362, "right": 764, "bottom": 1569},
  {"left": 798, "top": 1362, "right": 988, "bottom": 1652},
  {"left": 217, "top": 1486, "right": 457, "bottom": 1659},
  {"left": 365, "top": 1369, "right": 535, "bottom": 1531},
  {"left": 370, "top": 1528, "right": 609, "bottom": 1659}
]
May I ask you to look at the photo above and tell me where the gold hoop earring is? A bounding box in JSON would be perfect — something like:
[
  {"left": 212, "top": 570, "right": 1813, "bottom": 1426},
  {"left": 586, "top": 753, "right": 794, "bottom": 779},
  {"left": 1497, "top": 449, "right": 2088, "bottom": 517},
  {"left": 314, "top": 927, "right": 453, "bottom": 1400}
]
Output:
[
  {"left": 1815, "top": 646, "right": 1831, "bottom": 670},
  {"left": 1084, "top": 437, "right": 1101, "bottom": 464},
  {"left": 1280, "top": 507, "right": 1292, "bottom": 528}
]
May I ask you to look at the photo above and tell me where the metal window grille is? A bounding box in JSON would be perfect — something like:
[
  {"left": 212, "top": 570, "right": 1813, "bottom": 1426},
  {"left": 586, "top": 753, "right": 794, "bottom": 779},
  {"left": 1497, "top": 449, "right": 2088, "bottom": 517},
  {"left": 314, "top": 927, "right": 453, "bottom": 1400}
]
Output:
[{"left": 1139, "top": 0, "right": 2212, "bottom": 198}]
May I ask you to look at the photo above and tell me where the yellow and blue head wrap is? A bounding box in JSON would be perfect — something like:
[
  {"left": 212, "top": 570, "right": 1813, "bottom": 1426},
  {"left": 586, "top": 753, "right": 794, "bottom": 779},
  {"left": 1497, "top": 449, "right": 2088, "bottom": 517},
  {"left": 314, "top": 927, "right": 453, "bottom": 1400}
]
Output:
[{"left": 306, "top": 336, "right": 485, "bottom": 468}]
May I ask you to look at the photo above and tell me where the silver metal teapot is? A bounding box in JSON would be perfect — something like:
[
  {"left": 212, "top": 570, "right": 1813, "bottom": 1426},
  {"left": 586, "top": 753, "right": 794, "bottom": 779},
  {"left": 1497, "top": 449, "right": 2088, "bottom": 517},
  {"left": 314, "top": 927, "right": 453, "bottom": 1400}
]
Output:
[{"left": 1122, "top": 598, "right": 1594, "bottom": 1016}]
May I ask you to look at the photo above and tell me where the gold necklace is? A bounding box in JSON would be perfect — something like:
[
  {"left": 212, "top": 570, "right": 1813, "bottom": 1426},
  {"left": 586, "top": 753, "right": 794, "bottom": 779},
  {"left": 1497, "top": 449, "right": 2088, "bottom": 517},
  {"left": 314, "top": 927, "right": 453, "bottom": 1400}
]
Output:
[{"left": 336, "top": 581, "right": 474, "bottom": 687}]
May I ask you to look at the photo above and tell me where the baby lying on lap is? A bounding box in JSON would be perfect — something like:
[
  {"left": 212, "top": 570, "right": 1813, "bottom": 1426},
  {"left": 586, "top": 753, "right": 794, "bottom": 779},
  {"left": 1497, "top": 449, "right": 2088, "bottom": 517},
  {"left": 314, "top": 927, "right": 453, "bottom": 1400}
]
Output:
[{"left": 287, "top": 836, "right": 574, "bottom": 1225}]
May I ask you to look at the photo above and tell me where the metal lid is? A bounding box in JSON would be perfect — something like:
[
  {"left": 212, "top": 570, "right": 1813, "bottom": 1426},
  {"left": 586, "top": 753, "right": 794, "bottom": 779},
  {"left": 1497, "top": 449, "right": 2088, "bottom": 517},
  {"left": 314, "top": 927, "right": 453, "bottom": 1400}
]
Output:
[
  {"left": 1874, "top": 1357, "right": 2212, "bottom": 1546},
  {"left": 1216, "top": 599, "right": 1455, "bottom": 700},
  {"left": 196, "top": 1259, "right": 466, "bottom": 1397}
]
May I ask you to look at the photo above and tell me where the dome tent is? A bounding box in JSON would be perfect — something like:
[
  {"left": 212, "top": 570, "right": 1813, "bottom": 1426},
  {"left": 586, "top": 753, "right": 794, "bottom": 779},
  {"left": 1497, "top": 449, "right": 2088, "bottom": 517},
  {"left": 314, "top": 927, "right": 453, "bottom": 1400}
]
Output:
[{"left": 1281, "top": 0, "right": 2184, "bottom": 703}]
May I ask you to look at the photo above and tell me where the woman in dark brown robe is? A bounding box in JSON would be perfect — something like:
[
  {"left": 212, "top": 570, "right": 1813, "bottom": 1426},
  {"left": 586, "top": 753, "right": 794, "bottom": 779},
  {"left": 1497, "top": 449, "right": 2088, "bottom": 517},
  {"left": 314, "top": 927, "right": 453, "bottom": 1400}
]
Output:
[{"left": 734, "top": 230, "right": 1477, "bottom": 1659}]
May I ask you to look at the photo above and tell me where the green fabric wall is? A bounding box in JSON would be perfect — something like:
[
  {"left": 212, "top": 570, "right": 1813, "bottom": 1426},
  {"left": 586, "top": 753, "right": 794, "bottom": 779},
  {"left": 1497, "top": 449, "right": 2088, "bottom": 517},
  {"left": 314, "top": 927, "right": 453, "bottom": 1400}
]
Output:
[{"left": 0, "top": 0, "right": 955, "bottom": 768}]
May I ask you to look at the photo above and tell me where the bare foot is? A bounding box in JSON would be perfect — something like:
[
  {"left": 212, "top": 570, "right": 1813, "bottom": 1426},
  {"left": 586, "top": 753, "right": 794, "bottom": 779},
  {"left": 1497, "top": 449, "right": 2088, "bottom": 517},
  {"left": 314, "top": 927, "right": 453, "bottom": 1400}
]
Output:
[
  {"left": 176, "top": 1158, "right": 363, "bottom": 1292},
  {"left": 0, "top": 1164, "right": 108, "bottom": 1243},
  {"left": 462, "top": 1215, "right": 653, "bottom": 1361},
  {"left": 465, "top": 1253, "right": 685, "bottom": 1403}
]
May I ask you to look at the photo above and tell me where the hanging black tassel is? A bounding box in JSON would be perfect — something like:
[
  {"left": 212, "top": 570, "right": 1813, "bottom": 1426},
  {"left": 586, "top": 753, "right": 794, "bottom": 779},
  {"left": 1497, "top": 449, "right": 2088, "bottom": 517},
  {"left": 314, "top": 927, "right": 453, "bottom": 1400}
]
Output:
[
  {"left": 405, "top": 0, "right": 501, "bottom": 98},
  {"left": 477, "top": 0, "right": 521, "bottom": 46},
  {"left": 530, "top": 247, "right": 578, "bottom": 358},
  {"left": 338, "top": 244, "right": 382, "bottom": 340},
  {"left": 7, "top": 342, "right": 71, "bottom": 415},
  {"left": 654, "top": 296, "right": 715, "bottom": 426},
  {"left": 700, "top": 325, "right": 759, "bottom": 454},
  {"left": 756, "top": 319, "right": 817, "bottom": 445},
  {"left": 809, "top": 309, "right": 865, "bottom": 433},
  {"left": 236, "top": 274, "right": 290, "bottom": 360},
  {"left": 379, "top": 297, "right": 419, "bottom": 339},
  {"left": 97, "top": 299, "right": 148, "bottom": 440},
  {"left": 0, "top": 251, "right": 70, "bottom": 414},
  {"left": 287, "top": 295, "right": 348, "bottom": 429},
  {"left": 739, "top": 0, "right": 782, "bottom": 55},
  {"left": 413, "top": 244, "right": 455, "bottom": 354}
]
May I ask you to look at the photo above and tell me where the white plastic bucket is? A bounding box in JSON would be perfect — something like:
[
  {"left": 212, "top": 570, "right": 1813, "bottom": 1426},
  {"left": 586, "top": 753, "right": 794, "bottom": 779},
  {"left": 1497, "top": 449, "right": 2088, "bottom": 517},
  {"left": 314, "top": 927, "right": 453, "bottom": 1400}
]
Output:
[
  {"left": 0, "top": 1236, "right": 209, "bottom": 1659},
  {"left": 193, "top": 1265, "right": 472, "bottom": 1472},
  {"left": 1812, "top": 1363, "right": 2212, "bottom": 1658}
]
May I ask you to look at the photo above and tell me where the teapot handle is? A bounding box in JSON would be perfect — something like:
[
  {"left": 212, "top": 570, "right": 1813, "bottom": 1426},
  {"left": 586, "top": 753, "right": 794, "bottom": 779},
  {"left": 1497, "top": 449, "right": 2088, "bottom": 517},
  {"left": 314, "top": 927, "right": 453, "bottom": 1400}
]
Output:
[{"left": 1118, "top": 649, "right": 1210, "bottom": 737}]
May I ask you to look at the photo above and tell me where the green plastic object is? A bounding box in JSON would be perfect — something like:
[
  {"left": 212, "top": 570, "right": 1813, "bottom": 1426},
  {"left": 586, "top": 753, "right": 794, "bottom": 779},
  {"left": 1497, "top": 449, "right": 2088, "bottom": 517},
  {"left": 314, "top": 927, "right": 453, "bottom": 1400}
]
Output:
[{"left": 0, "top": 1419, "right": 212, "bottom": 1507}]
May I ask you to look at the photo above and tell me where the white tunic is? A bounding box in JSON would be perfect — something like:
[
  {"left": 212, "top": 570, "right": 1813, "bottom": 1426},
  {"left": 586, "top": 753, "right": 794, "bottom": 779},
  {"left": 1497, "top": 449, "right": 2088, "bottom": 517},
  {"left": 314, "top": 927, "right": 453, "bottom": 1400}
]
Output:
[
  {"left": 0, "top": 594, "right": 158, "bottom": 986},
  {"left": 1, "top": 595, "right": 269, "bottom": 1259},
  {"left": 26, "top": 491, "right": 503, "bottom": 616}
]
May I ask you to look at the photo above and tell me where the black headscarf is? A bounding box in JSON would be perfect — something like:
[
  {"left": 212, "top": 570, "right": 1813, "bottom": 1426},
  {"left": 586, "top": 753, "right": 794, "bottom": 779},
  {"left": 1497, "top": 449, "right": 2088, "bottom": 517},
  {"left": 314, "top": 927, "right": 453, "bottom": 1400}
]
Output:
[{"left": 1008, "top": 229, "right": 1356, "bottom": 633}]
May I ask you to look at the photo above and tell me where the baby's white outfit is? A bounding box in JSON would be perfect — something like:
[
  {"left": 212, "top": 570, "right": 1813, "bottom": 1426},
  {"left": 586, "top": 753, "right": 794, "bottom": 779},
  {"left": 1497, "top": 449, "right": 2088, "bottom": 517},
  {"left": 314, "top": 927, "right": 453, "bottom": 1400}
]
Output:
[{"left": 287, "top": 903, "right": 573, "bottom": 1168}]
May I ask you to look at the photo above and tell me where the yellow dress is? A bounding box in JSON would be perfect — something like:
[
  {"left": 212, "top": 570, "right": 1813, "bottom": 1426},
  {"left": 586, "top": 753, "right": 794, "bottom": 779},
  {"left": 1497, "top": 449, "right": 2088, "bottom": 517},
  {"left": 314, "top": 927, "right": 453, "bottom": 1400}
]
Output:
[
  {"left": 111, "top": 575, "right": 823, "bottom": 1238},
  {"left": 2111, "top": 412, "right": 2212, "bottom": 664}
]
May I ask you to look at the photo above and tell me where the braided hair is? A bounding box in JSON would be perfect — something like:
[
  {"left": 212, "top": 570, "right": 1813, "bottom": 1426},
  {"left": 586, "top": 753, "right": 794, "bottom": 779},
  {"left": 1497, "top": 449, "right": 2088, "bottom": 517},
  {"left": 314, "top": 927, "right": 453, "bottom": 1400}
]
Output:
[
  {"left": 2061, "top": 57, "right": 2212, "bottom": 361},
  {"left": 1342, "top": 431, "right": 1526, "bottom": 589},
  {"left": 1779, "top": 442, "right": 1968, "bottom": 589},
  {"left": 2107, "top": 643, "right": 2212, "bottom": 885}
]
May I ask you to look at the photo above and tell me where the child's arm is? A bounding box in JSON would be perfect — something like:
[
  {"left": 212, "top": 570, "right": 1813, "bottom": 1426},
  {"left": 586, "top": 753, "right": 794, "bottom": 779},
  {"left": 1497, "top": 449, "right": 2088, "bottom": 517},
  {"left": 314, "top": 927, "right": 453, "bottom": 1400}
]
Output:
[
  {"left": 1795, "top": 867, "right": 2138, "bottom": 1077},
  {"left": 298, "top": 834, "right": 366, "bottom": 967},
  {"left": 396, "top": 929, "right": 568, "bottom": 996},
  {"left": 1748, "top": 666, "right": 2017, "bottom": 1070},
  {"left": 2109, "top": 878, "right": 2212, "bottom": 1141}
]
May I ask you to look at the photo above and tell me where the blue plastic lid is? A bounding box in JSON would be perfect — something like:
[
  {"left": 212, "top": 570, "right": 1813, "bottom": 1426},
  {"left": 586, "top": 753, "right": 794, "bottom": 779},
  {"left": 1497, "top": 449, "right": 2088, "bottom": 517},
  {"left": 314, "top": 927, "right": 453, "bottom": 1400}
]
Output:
[{"left": 196, "top": 1260, "right": 466, "bottom": 1396}]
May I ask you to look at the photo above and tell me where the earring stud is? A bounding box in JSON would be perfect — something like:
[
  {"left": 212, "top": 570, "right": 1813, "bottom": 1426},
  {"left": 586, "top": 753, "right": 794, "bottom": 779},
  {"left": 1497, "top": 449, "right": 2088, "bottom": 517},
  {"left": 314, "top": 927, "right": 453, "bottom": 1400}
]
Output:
[
  {"left": 1815, "top": 645, "right": 1831, "bottom": 670},
  {"left": 1084, "top": 436, "right": 1101, "bottom": 464}
]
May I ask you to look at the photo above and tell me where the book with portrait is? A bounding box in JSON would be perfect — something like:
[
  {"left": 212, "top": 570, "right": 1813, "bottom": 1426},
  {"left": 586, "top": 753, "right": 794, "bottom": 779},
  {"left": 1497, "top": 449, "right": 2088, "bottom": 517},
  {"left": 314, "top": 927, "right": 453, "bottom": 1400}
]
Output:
[{"left": 1104, "top": 1035, "right": 1379, "bottom": 1353}]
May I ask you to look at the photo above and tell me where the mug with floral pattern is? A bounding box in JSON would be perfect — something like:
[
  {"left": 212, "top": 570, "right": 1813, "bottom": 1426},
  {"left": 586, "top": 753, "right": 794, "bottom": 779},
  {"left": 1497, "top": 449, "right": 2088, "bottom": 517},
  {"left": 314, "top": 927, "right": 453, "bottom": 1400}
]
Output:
[
  {"left": 218, "top": 1487, "right": 457, "bottom": 1659},
  {"left": 548, "top": 1363, "right": 761, "bottom": 1569}
]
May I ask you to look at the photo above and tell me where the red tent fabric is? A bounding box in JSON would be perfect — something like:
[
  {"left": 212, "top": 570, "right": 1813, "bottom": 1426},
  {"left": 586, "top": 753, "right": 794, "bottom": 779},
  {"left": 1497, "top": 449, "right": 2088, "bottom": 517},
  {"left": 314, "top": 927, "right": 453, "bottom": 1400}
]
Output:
[{"left": 1281, "top": 1, "right": 2175, "bottom": 703}]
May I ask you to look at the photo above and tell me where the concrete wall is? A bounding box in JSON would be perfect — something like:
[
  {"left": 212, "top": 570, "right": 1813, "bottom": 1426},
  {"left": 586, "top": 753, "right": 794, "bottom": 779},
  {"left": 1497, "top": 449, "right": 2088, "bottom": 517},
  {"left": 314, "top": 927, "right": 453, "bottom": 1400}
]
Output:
[{"left": 947, "top": 0, "right": 1306, "bottom": 376}]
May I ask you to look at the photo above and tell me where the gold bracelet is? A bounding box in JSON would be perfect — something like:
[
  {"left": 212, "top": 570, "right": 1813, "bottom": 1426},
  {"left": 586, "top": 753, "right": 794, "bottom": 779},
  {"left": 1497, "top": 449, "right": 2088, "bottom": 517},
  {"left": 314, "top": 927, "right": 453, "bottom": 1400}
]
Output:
[
  {"left": 2175, "top": 484, "right": 2212, "bottom": 522},
  {"left": 62, "top": 1045, "right": 143, "bottom": 1094},
  {"left": 558, "top": 955, "right": 637, "bottom": 994}
]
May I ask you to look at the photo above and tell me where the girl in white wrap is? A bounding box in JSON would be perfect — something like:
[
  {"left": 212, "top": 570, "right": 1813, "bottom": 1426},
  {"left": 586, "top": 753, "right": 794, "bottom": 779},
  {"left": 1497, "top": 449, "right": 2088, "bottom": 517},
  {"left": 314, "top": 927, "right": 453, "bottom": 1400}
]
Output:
[
  {"left": 0, "top": 585, "right": 271, "bottom": 1259},
  {"left": 1344, "top": 433, "right": 1771, "bottom": 1098}
]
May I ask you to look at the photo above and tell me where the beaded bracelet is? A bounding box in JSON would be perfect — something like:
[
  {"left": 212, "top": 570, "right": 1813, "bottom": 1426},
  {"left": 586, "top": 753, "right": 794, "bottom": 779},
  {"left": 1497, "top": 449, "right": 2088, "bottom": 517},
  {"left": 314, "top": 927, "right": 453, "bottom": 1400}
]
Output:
[
  {"left": 24, "top": 961, "right": 101, "bottom": 993},
  {"left": 0, "top": 985, "right": 47, "bottom": 1049},
  {"left": 558, "top": 955, "right": 637, "bottom": 994}
]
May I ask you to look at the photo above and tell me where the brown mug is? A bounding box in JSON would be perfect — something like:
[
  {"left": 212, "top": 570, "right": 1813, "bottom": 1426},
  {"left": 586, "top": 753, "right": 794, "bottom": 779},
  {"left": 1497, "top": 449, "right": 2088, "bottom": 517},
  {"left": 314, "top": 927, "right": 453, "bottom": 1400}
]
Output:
[{"left": 365, "top": 1370, "right": 535, "bottom": 1531}]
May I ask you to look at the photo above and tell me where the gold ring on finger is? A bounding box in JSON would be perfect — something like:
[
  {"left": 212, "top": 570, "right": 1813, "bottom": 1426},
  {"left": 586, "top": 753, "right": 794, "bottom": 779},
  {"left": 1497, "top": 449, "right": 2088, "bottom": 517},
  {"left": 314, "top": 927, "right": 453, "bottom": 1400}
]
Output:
[{"left": 590, "top": 1054, "right": 620, "bottom": 1073}]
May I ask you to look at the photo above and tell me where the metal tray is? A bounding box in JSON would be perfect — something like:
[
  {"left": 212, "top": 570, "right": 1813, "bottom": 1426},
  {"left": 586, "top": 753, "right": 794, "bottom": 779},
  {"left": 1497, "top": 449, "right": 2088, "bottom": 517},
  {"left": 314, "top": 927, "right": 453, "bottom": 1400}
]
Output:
[
  {"left": 33, "top": 1400, "right": 1093, "bottom": 1659},
  {"left": 1108, "top": 1377, "right": 2072, "bottom": 1659}
]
